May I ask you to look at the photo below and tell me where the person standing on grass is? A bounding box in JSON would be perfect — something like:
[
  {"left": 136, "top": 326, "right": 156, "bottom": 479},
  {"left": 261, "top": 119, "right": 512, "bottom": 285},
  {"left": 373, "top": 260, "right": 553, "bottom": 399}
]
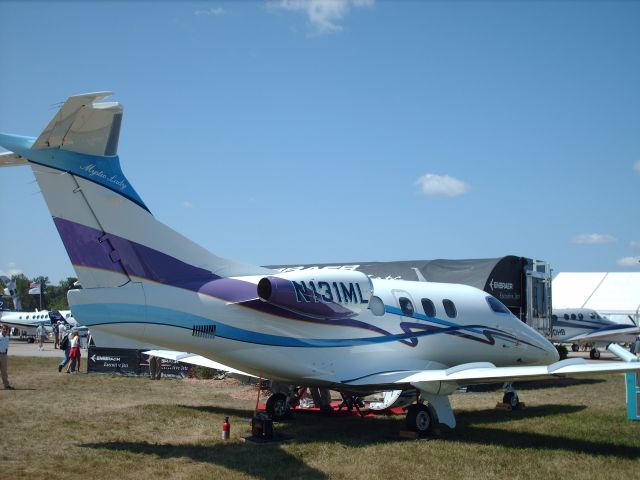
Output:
[
  {"left": 0, "top": 324, "right": 14, "bottom": 389},
  {"left": 58, "top": 329, "right": 72, "bottom": 372},
  {"left": 53, "top": 321, "right": 60, "bottom": 349},
  {"left": 66, "top": 330, "right": 82, "bottom": 373},
  {"left": 36, "top": 322, "right": 47, "bottom": 351}
]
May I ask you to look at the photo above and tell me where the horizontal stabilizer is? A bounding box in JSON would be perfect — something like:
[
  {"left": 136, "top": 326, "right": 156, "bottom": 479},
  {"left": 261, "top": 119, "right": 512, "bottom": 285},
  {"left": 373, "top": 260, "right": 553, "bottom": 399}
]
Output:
[
  {"left": 0, "top": 151, "right": 28, "bottom": 168},
  {"left": 142, "top": 350, "right": 256, "bottom": 377},
  {"left": 33, "top": 91, "right": 123, "bottom": 156}
]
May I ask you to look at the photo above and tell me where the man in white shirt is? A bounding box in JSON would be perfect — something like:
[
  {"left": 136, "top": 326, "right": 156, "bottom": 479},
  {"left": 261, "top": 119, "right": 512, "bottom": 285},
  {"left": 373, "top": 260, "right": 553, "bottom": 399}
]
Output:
[
  {"left": 0, "top": 324, "right": 14, "bottom": 389},
  {"left": 36, "top": 323, "right": 46, "bottom": 351}
]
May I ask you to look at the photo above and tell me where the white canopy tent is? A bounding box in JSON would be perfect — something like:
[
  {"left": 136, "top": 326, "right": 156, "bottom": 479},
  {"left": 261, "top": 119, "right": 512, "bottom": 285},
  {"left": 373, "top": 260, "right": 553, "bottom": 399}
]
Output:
[{"left": 552, "top": 272, "right": 640, "bottom": 325}]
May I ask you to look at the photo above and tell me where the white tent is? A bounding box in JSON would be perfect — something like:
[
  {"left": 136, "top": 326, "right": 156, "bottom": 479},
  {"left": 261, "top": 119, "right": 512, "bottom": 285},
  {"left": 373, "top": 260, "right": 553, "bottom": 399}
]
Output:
[{"left": 552, "top": 272, "right": 640, "bottom": 325}]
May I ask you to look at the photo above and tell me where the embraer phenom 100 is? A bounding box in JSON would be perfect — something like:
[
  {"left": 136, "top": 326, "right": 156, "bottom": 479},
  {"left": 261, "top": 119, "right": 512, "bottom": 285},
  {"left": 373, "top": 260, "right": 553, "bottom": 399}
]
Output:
[{"left": 1, "top": 93, "right": 639, "bottom": 435}]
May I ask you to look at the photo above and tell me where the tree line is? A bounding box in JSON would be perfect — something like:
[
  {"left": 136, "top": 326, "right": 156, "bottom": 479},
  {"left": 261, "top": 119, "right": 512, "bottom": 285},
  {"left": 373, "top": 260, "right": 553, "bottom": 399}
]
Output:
[{"left": 0, "top": 274, "right": 77, "bottom": 311}]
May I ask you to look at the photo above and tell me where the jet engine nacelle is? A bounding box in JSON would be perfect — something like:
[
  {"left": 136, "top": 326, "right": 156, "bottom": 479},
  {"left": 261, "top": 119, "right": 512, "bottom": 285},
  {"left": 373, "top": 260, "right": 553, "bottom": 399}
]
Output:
[{"left": 257, "top": 270, "right": 373, "bottom": 320}]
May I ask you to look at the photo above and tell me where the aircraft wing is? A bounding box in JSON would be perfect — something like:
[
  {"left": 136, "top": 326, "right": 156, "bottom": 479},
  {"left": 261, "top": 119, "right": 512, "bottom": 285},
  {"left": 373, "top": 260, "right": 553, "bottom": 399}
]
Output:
[
  {"left": 564, "top": 325, "right": 640, "bottom": 344},
  {"left": 142, "top": 350, "right": 257, "bottom": 377},
  {"left": 343, "top": 358, "right": 640, "bottom": 389}
]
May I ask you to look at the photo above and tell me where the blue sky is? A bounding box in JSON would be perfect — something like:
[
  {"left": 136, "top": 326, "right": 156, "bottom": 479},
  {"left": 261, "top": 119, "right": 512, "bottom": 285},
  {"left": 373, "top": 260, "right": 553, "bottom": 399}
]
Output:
[{"left": 1, "top": 1, "right": 639, "bottom": 284}]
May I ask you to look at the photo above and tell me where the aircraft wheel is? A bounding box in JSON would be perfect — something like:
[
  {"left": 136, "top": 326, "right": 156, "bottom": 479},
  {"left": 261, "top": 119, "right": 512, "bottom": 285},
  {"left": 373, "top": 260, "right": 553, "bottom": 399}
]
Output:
[
  {"left": 502, "top": 391, "right": 519, "bottom": 409},
  {"left": 571, "top": 344, "right": 579, "bottom": 352},
  {"left": 266, "top": 393, "right": 290, "bottom": 420},
  {"left": 590, "top": 349, "right": 600, "bottom": 360},
  {"left": 27, "top": 337, "right": 35, "bottom": 344},
  {"left": 405, "top": 404, "right": 434, "bottom": 435}
]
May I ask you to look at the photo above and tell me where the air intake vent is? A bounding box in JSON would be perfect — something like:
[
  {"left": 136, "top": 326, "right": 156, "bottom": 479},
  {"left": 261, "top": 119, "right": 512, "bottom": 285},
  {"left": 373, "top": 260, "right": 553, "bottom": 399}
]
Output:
[{"left": 192, "top": 324, "right": 216, "bottom": 338}]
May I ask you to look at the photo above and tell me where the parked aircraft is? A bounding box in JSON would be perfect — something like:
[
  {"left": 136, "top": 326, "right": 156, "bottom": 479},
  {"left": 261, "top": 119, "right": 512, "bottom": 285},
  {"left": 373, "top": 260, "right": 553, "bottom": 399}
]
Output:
[
  {"left": 0, "top": 309, "right": 55, "bottom": 337},
  {"left": 551, "top": 308, "right": 640, "bottom": 359},
  {"left": 1, "top": 92, "right": 639, "bottom": 434}
]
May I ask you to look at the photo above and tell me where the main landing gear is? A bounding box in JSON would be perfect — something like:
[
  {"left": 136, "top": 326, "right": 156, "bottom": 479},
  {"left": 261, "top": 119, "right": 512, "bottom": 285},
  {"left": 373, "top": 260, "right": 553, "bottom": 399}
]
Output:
[
  {"left": 265, "top": 392, "right": 291, "bottom": 421},
  {"left": 589, "top": 348, "right": 601, "bottom": 359}
]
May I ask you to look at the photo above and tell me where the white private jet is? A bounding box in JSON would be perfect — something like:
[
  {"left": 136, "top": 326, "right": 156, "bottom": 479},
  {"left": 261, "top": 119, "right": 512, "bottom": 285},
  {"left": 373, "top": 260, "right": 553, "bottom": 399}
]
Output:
[
  {"left": 0, "top": 309, "right": 56, "bottom": 335},
  {"left": 551, "top": 308, "right": 640, "bottom": 359},
  {"left": 0, "top": 309, "right": 77, "bottom": 339},
  {"left": 1, "top": 92, "right": 639, "bottom": 435}
]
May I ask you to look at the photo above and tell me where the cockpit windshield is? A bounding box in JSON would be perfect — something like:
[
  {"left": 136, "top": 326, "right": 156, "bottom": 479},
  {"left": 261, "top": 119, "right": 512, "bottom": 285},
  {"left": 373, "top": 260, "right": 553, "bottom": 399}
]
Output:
[{"left": 486, "top": 296, "right": 510, "bottom": 314}]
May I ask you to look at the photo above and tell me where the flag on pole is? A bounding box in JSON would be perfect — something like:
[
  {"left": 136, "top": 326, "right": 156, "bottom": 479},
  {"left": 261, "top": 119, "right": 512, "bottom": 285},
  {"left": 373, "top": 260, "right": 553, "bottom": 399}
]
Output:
[{"left": 28, "top": 281, "right": 41, "bottom": 295}]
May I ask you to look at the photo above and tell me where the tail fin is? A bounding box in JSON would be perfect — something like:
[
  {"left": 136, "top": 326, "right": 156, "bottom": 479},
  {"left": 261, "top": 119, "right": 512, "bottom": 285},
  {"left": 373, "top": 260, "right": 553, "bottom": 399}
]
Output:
[{"left": 0, "top": 92, "right": 269, "bottom": 290}]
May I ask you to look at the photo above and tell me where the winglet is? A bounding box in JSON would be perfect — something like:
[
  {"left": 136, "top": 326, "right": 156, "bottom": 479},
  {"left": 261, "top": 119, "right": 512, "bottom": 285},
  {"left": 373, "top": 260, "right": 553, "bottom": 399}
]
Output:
[{"left": 608, "top": 343, "right": 639, "bottom": 362}]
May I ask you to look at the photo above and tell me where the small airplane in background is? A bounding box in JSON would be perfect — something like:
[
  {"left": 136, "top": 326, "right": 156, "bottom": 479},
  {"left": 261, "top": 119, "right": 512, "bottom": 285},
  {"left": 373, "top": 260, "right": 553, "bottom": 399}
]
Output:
[
  {"left": 1, "top": 92, "right": 639, "bottom": 435},
  {"left": 551, "top": 308, "right": 640, "bottom": 359},
  {"left": 0, "top": 309, "right": 56, "bottom": 337},
  {"left": 0, "top": 309, "right": 78, "bottom": 338}
]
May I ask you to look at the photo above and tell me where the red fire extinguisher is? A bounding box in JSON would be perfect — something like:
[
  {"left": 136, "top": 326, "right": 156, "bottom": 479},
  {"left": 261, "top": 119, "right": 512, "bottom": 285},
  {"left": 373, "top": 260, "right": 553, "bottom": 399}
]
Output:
[{"left": 222, "top": 417, "right": 230, "bottom": 440}]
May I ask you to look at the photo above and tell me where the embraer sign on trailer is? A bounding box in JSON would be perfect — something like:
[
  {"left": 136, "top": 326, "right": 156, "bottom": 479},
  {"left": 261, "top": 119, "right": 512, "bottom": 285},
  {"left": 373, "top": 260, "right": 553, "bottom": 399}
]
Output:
[{"left": 489, "top": 278, "right": 514, "bottom": 291}]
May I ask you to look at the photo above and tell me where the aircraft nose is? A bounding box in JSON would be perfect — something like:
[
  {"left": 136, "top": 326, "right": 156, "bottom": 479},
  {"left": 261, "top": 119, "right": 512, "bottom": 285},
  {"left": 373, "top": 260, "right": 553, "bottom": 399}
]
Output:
[{"left": 542, "top": 340, "right": 560, "bottom": 364}]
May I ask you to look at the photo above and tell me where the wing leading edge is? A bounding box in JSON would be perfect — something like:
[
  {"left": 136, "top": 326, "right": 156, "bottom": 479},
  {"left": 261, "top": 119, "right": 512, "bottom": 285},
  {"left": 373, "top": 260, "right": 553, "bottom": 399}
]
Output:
[{"left": 344, "top": 357, "right": 640, "bottom": 389}]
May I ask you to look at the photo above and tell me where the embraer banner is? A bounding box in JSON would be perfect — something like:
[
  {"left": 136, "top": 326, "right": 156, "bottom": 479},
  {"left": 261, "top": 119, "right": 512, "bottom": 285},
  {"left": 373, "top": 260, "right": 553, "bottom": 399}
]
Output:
[
  {"left": 88, "top": 347, "right": 140, "bottom": 375},
  {"left": 87, "top": 347, "right": 191, "bottom": 377}
]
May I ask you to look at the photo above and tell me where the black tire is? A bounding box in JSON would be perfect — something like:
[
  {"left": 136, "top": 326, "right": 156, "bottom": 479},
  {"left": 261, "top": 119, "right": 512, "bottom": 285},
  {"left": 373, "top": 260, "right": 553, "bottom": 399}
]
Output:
[
  {"left": 502, "top": 391, "right": 519, "bottom": 408},
  {"left": 571, "top": 344, "right": 579, "bottom": 352},
  {"left": 405, "top": 404, "right": 434, "bottom": 435},
  {"left": 266, "top": 393, "right": 290, "bottom": 420},
  {"left": 590, "top": 349, "right": 600, "bottom": 360}
]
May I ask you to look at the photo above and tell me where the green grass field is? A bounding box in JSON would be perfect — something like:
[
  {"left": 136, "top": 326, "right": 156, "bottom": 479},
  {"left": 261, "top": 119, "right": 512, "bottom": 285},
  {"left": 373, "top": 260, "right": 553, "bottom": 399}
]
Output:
[{"left": 1, "top": 357, "right": 639, "bottom": 479}]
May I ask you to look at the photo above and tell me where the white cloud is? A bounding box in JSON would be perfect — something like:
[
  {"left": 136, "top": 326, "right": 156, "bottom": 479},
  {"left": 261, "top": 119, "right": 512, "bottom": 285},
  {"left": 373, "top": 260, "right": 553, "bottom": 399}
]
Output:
[
  {"left": 415, "top": 173, "right": 470, "bottom": 198},
  {"left": 194, "top": 7, "right": 226, "bottom": 17},
  {"left": 270, "top": 0, "right": 374, "bottom": 36},
  {"left": 634, "top": 160, "right": 640, "bottom": 173},
  {"left": 571, "top": 233, "right": 617, "bottom": 245},
  {"left": 616, "top": 256, "right": 640, "bottom": 268},
  {"left": 181, "top": 200, "right": 195, "bottom": 209}
]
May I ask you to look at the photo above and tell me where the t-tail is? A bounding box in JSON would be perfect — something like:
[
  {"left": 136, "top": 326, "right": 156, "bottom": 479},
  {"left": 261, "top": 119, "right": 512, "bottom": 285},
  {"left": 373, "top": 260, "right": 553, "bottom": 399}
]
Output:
[{"left": 0, "top": 92, "right": 270, "bottom": 294}]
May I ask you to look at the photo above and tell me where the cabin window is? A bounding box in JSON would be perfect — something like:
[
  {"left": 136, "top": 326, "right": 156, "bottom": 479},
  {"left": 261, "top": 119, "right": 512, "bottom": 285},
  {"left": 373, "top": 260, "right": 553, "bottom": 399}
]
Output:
[
  {"left": 369, "top": 296, "right": 386, "bottom": 317},
  {"left": 421, "top": 298, "right": 436, "bottom": 317},
  {"left": 564, "top": 314, "right": 569, "bottom": 320},
  {"left": 442, "top": 299, "right": 457, "bottom": 318},
  {"left": 589, "top": 313, "right": 596, "bottom": 319},
  {"left": 399, "top": 297, "right": 414, "bottom": 316},
  {"left": 486, "top": 296, "right": 510, "bottom": 314},
  {"left": 571, "top": 314, "right": 576, "bottom": 320},
  {"left": 578, "top": 313, "right": 584, "bottom": 320},
  {"left": 552, "top": 314, "right": 557, "bottom": 321}
]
